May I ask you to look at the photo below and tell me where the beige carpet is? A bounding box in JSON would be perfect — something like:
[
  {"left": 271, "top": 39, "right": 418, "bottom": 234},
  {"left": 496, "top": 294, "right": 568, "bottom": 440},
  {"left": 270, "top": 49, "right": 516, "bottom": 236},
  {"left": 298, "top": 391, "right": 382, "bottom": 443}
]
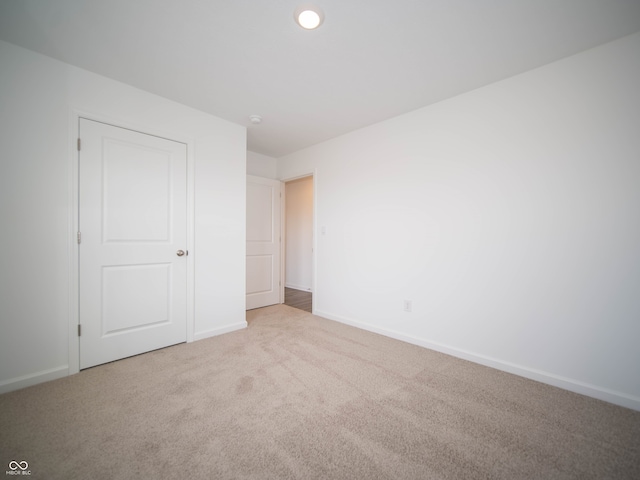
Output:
[{"left": 1, "top": 305, "right": 639, "bottom": 479}]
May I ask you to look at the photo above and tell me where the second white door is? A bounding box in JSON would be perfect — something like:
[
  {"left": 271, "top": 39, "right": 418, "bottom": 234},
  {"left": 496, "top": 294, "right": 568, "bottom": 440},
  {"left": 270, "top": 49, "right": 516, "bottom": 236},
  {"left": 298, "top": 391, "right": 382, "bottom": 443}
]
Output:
[{"left": 246, "top": 175, "right": 282, "bottom": 310}]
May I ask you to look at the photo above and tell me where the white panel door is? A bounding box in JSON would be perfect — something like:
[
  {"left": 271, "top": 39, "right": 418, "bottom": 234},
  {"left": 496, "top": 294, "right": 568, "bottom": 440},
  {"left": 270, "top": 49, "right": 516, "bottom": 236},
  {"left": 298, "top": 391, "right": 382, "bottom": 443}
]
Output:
[
  {"left": 79, "top": 118, "right": 187, "bottom": 369},
  {"left": 246, "top": 175, "right": 281, "bottom": 310}
]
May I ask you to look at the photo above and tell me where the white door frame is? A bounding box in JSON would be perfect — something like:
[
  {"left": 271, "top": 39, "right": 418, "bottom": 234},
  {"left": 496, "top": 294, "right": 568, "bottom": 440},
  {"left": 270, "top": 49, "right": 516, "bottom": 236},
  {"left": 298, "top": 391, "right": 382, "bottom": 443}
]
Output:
[
  {"left": 67, "top": 110, "right": 196, "bottom": 374},
  {"left": 280, "top": 169, "right": 318, "bottom": 314}
]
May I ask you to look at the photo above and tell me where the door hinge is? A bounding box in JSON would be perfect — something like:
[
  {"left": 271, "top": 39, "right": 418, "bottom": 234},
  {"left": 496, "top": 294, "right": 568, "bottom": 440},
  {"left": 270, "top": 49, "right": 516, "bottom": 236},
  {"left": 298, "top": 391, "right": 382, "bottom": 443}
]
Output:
[
  {"left": 77, "top": 138, "right": 81, "bottom": 151},
  {"left": 77, "top": 324, "right": 81, "bottom": 336},
  {"left": 77, "top": 232, "right": 81, "bottom": 244}
]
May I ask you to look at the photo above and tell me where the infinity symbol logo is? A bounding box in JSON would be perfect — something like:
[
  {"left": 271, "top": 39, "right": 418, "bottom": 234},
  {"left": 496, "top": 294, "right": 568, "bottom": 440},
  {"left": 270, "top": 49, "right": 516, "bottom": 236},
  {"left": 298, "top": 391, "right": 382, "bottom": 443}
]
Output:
[{"left": 8, "top": 461, "right": 28, "bottom": 470}]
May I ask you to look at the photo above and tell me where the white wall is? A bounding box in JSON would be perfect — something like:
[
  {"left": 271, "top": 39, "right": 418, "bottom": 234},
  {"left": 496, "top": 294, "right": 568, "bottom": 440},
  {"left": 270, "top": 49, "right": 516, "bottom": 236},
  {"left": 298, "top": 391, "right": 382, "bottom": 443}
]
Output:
[
  {"left": 285, "top": 177, "right": 314, "bottom": 291},
  {"left": 247, "top": 150, "right": 278, "bottom": 179},
  {"left": 278, "top": 33, "right": 640, "bottom": 410},
  {"left": 0, "top": 40, "right": 247, "bottom": 392}
]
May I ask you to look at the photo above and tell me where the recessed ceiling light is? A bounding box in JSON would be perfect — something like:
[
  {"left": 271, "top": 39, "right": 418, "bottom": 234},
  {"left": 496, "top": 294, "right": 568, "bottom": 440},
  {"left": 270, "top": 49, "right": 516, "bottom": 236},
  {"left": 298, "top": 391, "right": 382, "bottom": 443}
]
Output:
[{"left": 294, "top": 4, "right": 324, "bottom": 30}]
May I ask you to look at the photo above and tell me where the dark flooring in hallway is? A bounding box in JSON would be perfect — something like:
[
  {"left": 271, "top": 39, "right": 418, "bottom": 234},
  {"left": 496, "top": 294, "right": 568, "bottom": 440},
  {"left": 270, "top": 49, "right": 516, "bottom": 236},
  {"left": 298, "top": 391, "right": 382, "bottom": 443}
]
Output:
[{"left": 284, "top": 287, "right": 312, "bottom": 313}]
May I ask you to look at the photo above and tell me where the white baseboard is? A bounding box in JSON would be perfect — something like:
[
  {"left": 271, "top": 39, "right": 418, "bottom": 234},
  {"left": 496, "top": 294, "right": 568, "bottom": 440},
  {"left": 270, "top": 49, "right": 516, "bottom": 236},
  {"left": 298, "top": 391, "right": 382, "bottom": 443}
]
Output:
[
  {"left": 315, "top": 309, "right": 640, "bottom": 412},
  {"left": 0, "top": 365, "right": 69, "bottom": 395},
  {"left": 192, "top": 321, "right": 247, "bottom": 342},
  {"left": 284, "top": 283, "right": 312, "bottom": 292}
]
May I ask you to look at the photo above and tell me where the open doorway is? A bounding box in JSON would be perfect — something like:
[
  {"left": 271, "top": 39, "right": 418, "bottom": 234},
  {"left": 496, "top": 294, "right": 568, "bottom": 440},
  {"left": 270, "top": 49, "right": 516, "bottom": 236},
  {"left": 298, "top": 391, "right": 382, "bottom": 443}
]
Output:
[{"left": 283, "top": 175, "right": 314, "bottom": 313}]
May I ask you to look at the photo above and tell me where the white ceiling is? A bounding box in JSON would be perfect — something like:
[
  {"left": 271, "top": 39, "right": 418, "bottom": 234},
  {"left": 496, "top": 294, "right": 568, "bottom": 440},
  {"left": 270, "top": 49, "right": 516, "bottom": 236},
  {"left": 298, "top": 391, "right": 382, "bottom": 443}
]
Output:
[{"left": 1, "top": 0, "right": 640, "bottom": 157}]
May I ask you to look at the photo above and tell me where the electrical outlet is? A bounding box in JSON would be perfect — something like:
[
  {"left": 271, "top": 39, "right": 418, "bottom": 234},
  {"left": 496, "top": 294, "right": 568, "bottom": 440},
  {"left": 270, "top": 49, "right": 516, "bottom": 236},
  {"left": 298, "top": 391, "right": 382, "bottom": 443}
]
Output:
[{"left": 403, "top": 300, "right": 412, "bottom": 312}]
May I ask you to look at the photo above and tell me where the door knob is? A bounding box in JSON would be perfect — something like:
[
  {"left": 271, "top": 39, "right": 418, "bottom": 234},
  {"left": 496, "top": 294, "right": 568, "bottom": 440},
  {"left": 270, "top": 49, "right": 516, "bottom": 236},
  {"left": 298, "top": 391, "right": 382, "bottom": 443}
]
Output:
[{"left": 176, "top": 250, "right": 185, "bottom": 256}]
